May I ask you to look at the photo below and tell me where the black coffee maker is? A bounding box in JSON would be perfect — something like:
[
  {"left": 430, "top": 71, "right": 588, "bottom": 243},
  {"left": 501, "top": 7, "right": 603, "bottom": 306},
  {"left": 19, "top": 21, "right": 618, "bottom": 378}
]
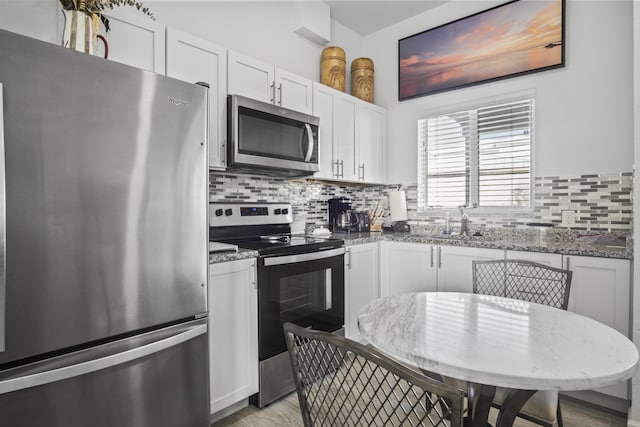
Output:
[{"left": 328, "top": 197, "right": 358, "bottom": 232}]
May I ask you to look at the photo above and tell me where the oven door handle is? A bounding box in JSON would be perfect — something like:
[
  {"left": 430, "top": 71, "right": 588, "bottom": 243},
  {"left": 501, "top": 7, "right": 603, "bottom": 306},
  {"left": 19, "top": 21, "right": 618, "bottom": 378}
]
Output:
[{"left": 263, "top": 247, "right": 345, "bottom": 266}]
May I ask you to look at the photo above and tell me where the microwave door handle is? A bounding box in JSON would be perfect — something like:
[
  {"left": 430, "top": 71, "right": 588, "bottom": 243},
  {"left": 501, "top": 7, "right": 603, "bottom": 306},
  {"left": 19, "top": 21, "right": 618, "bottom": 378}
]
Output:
[{"left": 304, "top": 123, "right": 314, "bottom": 162}]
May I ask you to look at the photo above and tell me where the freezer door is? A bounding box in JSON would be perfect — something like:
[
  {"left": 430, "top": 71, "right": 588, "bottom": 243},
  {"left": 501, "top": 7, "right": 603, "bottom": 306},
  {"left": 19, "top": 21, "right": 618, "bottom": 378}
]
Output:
[
  {"left": 0, "top": 319, "right": 209, "bottom": 427},
  {"left": 0, "top": 30, "right": 207, "bottom": 364}
]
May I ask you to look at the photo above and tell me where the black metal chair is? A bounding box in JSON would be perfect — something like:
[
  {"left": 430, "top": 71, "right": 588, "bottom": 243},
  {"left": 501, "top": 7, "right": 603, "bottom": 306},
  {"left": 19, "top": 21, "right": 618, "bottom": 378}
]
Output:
[
  {"left": 471, "top": 259, "right": 573, "bottom": 427},
  {"left": 284, "top": 322, "right": 465, "bottom": 427}
]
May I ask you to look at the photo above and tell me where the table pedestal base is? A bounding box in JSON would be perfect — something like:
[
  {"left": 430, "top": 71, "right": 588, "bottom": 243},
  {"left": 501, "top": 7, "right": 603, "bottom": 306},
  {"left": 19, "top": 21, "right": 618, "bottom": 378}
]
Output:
[{"left": 467, "top": 383, "right": 537, "bottom": 427}]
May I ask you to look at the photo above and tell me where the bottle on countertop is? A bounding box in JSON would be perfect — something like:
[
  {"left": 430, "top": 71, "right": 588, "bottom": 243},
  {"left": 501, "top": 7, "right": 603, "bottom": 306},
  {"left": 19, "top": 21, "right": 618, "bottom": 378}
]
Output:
[{"left": 444, "top": 212, "right": 451, "bottom": 234}]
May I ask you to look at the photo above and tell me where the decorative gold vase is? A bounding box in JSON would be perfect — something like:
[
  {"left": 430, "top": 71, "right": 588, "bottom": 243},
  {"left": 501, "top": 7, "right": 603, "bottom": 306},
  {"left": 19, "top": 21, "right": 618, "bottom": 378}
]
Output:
[
  {"left": 320, "top": 46, "right": 346, "bottom": 92},
  {"left": 62, "top": 9, "right": 100, "bottom": 55},
  {"left": 351, "top": 57, "right": 374, "bottom": 103}
]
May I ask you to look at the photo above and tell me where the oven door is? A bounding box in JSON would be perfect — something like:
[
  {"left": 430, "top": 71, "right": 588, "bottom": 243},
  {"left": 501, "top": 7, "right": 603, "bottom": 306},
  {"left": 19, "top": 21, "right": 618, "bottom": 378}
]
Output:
[{"left": 257, "top": 247, "right": 344, "bottom": 361}]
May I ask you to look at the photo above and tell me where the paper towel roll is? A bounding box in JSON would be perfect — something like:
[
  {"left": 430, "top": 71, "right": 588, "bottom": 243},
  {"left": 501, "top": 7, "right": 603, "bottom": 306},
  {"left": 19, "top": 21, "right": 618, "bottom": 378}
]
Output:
[{"left": 389, "top": 191, "right": 408, "bottom": 222}]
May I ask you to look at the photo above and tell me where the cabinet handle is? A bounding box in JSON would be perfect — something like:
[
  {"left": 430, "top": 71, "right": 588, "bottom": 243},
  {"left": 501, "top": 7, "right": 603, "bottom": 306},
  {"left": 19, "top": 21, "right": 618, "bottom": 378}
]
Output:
[
  {"left": 346, "top": 249, "right": 351, "bottom": 269},
  {"left": 565, "top": 257, "right": 570, "bottom": 270},
  {"left": 359, "top": 163, "right": 365, "bottom": 181},
  {"left": 438, "top": 246, "right": 442, "bottom": 269},
  {"left": 430, "top": 246, "right": 434, "bottom": 268},
  {"left": 277, "top": 84, "right": 282, "bottom": 105},
  {"left": 270, "top": 82, "right": 275, "bottom": 104},
  {"left": 340, "top": 160, "right": 344, "bottom": 179},
  {"left": 221, "top": 140, "right": 226, "bottom": 166}
]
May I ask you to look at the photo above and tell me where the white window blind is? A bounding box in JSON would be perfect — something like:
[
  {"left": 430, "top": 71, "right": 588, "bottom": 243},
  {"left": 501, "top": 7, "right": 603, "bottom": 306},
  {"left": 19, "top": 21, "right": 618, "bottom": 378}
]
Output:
[{"left": 418, "top": 98, "right": 533, "bottom": 210}]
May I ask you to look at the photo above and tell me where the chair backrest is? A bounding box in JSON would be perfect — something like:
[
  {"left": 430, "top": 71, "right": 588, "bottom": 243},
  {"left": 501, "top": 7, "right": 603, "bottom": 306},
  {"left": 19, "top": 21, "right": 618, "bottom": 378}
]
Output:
[
  {"left": 283, "top": 322, "right": 465, "bottom": 427},
  {"left": 472, "top": 259, "right": 572, "bottom": 310}
]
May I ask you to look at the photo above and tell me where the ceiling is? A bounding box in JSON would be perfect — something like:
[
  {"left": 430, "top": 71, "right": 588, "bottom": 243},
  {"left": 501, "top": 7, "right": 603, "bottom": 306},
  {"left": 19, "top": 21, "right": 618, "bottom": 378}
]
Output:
[{"left": 324, "top": 1, "right": 447, "bottom": 36}]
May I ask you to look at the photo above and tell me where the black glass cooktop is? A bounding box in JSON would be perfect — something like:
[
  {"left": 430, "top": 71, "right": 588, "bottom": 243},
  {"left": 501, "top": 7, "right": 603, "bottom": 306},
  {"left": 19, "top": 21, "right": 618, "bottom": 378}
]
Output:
[{"left": 224, "top": 235, "right": 344, "bottom": 256}]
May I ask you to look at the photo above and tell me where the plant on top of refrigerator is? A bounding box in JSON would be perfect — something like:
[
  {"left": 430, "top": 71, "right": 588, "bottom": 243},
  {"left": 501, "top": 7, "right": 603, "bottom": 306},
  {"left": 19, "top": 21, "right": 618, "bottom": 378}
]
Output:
[{"left": 59, "top": 0, "right": 154, "bottom": 31}]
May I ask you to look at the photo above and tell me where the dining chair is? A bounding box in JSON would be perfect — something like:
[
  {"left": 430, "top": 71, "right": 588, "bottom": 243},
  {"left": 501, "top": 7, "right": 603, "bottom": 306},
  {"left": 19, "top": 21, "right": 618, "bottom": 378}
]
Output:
[
  {"left": 283, "top": 322, "right": 465, "bottom": 427},
  {"left": 471, "top": 259, "right": 573, "bottom": 427}
]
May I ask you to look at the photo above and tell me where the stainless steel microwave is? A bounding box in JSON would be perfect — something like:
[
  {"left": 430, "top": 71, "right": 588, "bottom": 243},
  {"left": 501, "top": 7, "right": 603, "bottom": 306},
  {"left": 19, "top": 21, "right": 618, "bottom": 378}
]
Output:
[{"left": 227, "top": 94, "right": 320, "bottom": 177}]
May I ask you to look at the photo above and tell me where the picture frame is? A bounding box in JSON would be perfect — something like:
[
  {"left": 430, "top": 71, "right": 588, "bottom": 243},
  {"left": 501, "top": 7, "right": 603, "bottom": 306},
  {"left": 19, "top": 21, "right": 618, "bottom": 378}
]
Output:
[{"left": 398, "top": 0, "right": 565, "bottom": 101}]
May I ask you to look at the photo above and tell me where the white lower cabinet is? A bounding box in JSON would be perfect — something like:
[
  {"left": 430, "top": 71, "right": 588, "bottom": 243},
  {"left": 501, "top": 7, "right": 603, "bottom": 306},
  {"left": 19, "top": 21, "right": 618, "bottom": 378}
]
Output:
[
  {"left": 437, "top": 246, "right": 505, "bottom": 293},
  {"left": 380, "top": 241, "right": 437, "bottom": 296},
  {"left": 208, "top": 258, "right": 258, "bottom": 414},
  {"left": 564, "top": 255, "right": 631, "bottom": 400},
  {"left": 505, "top": 250, "right": 563, "bottom": 268},
  {"left": 345, "top": 243, "right": 379, "bottom": 341}
]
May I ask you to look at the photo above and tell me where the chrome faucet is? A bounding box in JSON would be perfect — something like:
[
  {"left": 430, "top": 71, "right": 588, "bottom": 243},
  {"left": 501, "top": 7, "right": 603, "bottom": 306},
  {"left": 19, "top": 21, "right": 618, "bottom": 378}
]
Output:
[{"left": 459, "top": 207, "right": 469, "bottom": 236}]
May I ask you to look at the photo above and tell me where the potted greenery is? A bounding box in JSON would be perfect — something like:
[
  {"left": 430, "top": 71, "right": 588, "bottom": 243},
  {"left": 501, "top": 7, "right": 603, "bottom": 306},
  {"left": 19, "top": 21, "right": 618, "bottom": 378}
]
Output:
[{"left": 59, "top": 0, "right": 154, "bottom": 55}]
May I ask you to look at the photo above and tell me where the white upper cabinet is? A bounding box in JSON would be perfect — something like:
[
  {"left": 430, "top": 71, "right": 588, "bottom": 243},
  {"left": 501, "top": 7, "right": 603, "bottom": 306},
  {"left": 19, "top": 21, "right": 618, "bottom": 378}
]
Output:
[
  {"left": 275, "top": 68, "right": 313, "bottom": 114},
  {"left": 334, "top": 95, "right": 358, "bottom": 181},
  {"left": 227, "top": 50, "right": 312, "bottom": 114},
  {"left": 166, "top": 28, "right": 227, "bottom": 169},
  {"left": 312, "top": 83, "right": 336, "bottom": 180},
  {"left": 101, "top": 11, "right": 165, "bottom": 73},
  {"left": 312, "top": 82, "right": 385, "bottom": 184},
  {"left": 356, "top": 101, "right": 385, "bottom": 183}
]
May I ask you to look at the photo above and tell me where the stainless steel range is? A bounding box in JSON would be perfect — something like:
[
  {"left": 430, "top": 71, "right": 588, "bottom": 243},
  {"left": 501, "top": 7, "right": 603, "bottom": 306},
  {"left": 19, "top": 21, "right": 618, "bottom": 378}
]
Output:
[{"left": 209, "top": 202, "right": 345, "bottom": 407}]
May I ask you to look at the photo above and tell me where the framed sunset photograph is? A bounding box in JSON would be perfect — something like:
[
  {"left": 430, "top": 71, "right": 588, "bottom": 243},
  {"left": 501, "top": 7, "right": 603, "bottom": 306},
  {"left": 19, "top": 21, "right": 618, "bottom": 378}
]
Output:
[{"left": 398, "top": 0, "right": 565, "bottom": 100}]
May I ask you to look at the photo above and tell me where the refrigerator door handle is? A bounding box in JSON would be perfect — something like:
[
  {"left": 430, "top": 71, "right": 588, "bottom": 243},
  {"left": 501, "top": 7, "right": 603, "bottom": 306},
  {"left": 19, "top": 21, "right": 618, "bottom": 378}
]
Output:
[
  {"left": 0, "top": 322, "right": 206, "bottom": 395},
  {"left": 0, "top": 83, "right": 5, "bottom": 353}
]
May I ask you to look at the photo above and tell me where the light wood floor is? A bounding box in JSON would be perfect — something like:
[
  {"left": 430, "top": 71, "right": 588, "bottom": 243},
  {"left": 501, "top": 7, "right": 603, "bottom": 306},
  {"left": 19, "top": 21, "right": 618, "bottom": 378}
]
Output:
[{"left": 212, "top": 392, "right": 627, "bottom": 427}]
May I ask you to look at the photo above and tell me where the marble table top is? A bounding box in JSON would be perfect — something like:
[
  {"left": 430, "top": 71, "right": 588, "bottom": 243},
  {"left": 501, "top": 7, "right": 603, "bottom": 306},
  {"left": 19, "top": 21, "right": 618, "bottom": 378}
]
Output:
[{"left": 357, "top": 292, "right": 639, "bottom": 391}]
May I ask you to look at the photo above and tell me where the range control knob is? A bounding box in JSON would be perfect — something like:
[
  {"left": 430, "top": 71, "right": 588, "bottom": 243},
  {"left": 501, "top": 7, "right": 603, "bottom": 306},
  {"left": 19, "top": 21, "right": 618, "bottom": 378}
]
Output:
[
  {"left": 274, "top": 208, "right": 281, "bottom": 215},
  {"left": 215, "top": 209, "right": 223, "bottom": 217},
  {"left": 282, "top": 208, "right": 289, "bottom": 215},
  {"left": 224, "top": 208, "right": 233, "bottom": 216}
]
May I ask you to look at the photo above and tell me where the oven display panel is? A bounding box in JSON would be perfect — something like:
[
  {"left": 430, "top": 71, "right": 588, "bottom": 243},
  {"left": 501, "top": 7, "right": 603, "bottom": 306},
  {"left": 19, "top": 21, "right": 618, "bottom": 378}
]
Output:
[{"left": 241, "top": 207, "right": 268, "bottom": 216}]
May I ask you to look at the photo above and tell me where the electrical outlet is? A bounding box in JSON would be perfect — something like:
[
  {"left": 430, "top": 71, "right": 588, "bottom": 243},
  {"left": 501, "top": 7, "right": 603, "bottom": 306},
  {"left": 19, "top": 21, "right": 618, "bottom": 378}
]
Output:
[{"left": 561, "top": 210, "right": 576, "bottom": 227}]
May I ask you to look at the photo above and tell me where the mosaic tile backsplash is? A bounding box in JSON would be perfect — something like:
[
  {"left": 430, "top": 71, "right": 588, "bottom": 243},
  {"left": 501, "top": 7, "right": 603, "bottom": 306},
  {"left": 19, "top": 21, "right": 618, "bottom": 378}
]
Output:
[{"left": 209, "top": 171, "right": 633, "bottom": 234}]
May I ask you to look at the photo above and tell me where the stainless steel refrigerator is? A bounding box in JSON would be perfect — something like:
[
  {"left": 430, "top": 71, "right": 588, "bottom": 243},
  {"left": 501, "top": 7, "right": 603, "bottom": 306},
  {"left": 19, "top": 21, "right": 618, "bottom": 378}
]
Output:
[{"left": 0, "top": 29, "right": 209, "bottom": 426}]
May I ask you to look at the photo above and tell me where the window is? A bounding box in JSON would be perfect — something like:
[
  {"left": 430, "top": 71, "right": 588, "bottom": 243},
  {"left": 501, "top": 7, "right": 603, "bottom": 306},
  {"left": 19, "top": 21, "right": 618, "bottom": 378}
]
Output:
[{"left": 417, "top": 98, "right": 534, "bottom": 210}]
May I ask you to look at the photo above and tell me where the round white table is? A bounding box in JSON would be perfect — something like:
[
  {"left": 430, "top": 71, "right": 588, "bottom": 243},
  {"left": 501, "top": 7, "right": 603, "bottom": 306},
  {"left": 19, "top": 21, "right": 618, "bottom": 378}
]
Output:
[{"left": 357, "top": 292, "right": 639, "bottom": 427}]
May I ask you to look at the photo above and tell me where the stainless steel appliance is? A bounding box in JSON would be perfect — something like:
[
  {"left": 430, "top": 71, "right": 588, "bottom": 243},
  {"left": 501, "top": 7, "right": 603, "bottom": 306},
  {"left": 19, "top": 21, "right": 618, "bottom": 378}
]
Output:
[
  {"left": 209, "top": 202, "right": 344, "bottom": 408},
  {"left": 227, "top": 94, "right": 320, "bottom": 177},
  {"left": 0, "top": 29, "right": 209, "bottom": 426}
]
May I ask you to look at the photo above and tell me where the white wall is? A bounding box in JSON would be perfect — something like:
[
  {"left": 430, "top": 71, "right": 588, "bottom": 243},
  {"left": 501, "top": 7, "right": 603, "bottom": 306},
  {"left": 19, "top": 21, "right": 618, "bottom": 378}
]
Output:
[
  {"left": 363, "top": 0, "right": 634, "bottom": 185},
  {"left": 630, "top": 0, "right": 640, "bottom": 424},
  {"left": 0, "top": 0, "right": 365, "bottom": 85},
  {"left": 0, "top": 0, "right": 62, "bottom": 43}
]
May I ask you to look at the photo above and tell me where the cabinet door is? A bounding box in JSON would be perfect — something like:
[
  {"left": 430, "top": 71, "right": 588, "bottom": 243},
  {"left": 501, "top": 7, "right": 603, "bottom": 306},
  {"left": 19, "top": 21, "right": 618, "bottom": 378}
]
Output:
[
  {"left": 564, "top": 256, "right": 631, "bottom": 399},
  {"left": 101, "top": 11, "right": 165, "bottom": 73},
  {"left": 227, "top": 50, "right": 274, "bottom": 104},
  {"left": 312, "top": 83, "right": 336, "bottom": 180},
  {"left": 380, "top": 241, "right": 436, "bottom": 296},
  {"left": 166, "top": 28, "right": 227, "bottom": 170},
  {"left": 345, "top": 243, "right": 379, "bottom": 341},
  {"left": 438, "top": 246, "right": 504, "bottom": 293},
  {"left": 356, "top": 101, "right": 385, "bottom": 184},
  {"left": 208, "top": 259, "right": 258, "bottom": 414},
  {"left": 505, "top": 250, "right": 563, "bottom": 268},
  {"left": 334, "top": 95, "right": 357, "bottom": 181},
  {"left": 275, "top": 68, "right": 312, "bottom": 114}
]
